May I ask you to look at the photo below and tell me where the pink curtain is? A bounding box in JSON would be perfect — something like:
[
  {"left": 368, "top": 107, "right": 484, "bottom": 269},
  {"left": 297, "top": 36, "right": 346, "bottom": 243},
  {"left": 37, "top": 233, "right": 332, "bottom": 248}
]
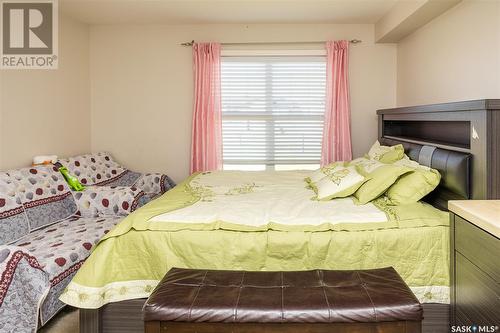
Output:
[
  {"left": 321, "top": 40, "right": 352, "bottom": 165},
  {"left": 190, "top": 42, "right": 223, "bottom": 174}
]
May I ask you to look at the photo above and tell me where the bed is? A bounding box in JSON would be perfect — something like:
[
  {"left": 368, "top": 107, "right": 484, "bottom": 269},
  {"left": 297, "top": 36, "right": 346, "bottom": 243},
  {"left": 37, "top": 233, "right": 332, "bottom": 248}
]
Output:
[
  {"left": 67, "top": 151, "right": 469, "bottom": 333},
  {"left": 61, "top": 170, "right": 450, "bottom": 309},
  {"left": 69, "top": 101, "right": 479, "bottom": 333}
]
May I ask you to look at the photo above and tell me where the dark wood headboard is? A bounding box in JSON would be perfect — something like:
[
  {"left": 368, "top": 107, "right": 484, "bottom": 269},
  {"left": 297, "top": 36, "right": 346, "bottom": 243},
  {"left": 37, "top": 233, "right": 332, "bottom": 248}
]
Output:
[{"left": 377, "top": 99, "right": 500, "bottom": 210}]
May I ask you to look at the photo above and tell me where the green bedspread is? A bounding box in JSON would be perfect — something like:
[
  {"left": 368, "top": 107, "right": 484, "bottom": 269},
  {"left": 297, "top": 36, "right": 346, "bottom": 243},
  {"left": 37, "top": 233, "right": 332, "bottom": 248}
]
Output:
[{"left": 60, "top": 172, "right": 450, "bottom": 308}]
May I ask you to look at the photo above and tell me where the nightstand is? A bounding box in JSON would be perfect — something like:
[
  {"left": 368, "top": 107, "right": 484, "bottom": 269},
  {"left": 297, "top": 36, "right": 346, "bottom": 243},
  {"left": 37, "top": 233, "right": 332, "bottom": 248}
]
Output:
[{"left": 448, "top": 200, "right": 500, "bottom": 327}]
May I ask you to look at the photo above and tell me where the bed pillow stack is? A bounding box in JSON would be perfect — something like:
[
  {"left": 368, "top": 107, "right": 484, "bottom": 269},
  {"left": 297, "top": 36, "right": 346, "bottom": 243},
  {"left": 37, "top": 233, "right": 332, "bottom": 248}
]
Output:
[
  {"left": 349, "top": 158, "right": 413, "bottom": 204},
  {"left": 305, "top": 141, "right": 441, "bottom": 204},
  {"left": 357, "top": 141, "right": 441, "bottom": 205}
]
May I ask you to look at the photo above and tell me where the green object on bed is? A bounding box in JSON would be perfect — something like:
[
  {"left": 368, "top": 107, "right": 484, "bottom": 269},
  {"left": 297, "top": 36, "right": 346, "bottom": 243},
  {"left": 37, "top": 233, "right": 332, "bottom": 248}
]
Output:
[
  {"left": 59, "top": 171, "right": 450, "bottom": 309},
  {"left": 385, "top": 156, "right": 442, "bottom": 205},
  {"left": 54, "top": 163, "right": 85, "bottom": 191}
]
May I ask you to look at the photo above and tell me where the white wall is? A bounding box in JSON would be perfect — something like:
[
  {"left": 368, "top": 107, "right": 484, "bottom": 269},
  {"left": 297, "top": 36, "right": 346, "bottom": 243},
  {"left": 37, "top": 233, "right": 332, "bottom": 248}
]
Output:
[
  {"left": 397, "top": 0, "right": 500, "bottom": 106},
  {"left": 0, "top": 15, "right": 91, "bottom": 170},
  {"left": 89, "top": 24, "right": 397, "bottom": 181}
]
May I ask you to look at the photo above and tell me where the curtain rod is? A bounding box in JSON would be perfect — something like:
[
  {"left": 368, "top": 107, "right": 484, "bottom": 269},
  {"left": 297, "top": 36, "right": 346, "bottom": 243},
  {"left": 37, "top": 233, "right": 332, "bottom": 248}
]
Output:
[{"left": 180, "top": 39, "right": 362, "bottom": 46}]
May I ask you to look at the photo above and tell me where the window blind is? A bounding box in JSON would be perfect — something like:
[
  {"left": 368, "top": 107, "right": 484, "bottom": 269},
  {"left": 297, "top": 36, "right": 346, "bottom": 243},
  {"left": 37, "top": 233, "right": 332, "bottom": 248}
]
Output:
[{"left": 221, "top": 56, "right": 326, "bottom": 170}]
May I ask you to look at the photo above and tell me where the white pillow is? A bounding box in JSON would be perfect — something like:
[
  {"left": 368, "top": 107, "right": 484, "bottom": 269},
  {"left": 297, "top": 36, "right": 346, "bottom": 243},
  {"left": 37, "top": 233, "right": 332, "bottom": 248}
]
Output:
[
  {"left": 306, "top": 161, "right": 344, "bottom": 184},
  {"left": 314, "top": 165, "right": 367, "bottom": 201}
]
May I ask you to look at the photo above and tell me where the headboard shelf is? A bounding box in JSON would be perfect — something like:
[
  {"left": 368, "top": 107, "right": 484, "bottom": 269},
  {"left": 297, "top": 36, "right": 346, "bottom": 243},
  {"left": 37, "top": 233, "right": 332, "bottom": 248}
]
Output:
[
  {"left": 382, "top": 135, "right": 471, "bottom": 153},
  {"left": 378, "top": 99, "right": 500, "bottom": 204},
  {"left": 382, "top": 119, "right": 470, "bottom": 150}
]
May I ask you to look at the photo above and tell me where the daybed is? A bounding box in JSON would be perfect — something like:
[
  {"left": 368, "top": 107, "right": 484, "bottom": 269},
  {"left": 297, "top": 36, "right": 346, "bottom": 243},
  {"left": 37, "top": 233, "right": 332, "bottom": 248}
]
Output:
[{"left": 0, "top": 152, "right": 175, "bottom": 333}]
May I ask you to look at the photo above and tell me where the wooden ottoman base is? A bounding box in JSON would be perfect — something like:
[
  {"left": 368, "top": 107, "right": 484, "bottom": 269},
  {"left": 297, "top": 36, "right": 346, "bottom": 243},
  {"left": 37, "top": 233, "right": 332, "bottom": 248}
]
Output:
[
  {"left": 145, "top": 321, "right": 422, "bottom": 333},
  {"left": 80, "top": 302, "right": 447, "bottom": 333}
]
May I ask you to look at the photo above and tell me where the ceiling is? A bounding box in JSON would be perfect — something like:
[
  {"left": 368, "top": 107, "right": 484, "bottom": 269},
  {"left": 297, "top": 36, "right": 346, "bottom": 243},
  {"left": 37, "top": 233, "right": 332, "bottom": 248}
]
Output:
[{"left": 59, "top": 0, "right": 401, "bottom": 25}]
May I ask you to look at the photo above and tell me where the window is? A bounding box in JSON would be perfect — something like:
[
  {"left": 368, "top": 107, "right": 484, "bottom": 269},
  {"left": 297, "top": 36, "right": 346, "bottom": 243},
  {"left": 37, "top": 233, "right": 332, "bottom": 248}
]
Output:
[{"left": 221, "top": 56, "right": 326, "bottom": 171}]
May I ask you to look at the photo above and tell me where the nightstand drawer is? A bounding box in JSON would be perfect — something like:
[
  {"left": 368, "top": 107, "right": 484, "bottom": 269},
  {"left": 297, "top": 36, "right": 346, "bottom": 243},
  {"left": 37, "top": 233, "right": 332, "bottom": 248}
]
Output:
[
  {"left": 455, "top": 252, "right": 500, "bottom": 324},
  {"left": 455, "top": 215, "right": 500, "bottom": 282}
]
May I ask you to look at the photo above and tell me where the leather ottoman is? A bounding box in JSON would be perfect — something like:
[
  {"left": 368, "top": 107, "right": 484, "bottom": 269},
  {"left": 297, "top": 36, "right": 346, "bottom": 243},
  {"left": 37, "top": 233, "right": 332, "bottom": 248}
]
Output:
[{"left": 143, "top": 267, "right": 423, "bottom": 333}]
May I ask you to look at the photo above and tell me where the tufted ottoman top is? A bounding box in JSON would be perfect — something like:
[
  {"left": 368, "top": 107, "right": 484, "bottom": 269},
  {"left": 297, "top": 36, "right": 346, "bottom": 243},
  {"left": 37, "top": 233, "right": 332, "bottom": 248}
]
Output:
[{"left": 142, "top": 267, "right": 422, "bottom": 323}]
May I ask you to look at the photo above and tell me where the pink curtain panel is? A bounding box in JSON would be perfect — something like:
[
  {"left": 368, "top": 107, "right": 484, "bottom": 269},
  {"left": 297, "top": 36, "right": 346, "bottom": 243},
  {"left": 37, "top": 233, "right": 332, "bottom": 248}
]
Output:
[
  {"left": 321, "top": 40, "right": 353, "bottom": 165},
  {"left": 190, "top": 42, "right": 223, "bottom": 174}
]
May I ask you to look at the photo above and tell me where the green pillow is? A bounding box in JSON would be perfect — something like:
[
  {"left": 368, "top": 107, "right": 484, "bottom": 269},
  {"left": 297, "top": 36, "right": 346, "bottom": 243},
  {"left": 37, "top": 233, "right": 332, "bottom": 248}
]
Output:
[
  {"left": 354, "top": 160, "right": 413, "bottom": 204},
  {"left": 385, "top": 157, "right": 441, "bottom": 205},
  {"left": 366, "top": 141, "right": 405, "bottom": 164}
]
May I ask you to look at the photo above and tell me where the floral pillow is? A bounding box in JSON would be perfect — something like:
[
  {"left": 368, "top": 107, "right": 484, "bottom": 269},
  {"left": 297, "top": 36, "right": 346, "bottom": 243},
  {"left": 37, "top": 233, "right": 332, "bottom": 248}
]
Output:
[
  {"left": 366, "top": 141, "right": 405, "bottom": 164},
  {"left": 8, "top": 165, "right": 77, "bottom": 231},
  {"left": 312, "top": 165, "right": 367, "bottom": 201},
  {"left": 305, "top": 161, "right": 345, "bottom": 185},
  {"left": 73, "top": 186, "right": 146, "bottom": 218}
]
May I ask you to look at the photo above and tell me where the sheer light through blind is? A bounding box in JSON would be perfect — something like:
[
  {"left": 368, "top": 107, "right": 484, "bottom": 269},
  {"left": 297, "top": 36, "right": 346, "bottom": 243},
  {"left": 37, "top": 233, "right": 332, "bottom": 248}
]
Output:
[{"left": 221, "top": 56, "right": 326, "bottom": 170}]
